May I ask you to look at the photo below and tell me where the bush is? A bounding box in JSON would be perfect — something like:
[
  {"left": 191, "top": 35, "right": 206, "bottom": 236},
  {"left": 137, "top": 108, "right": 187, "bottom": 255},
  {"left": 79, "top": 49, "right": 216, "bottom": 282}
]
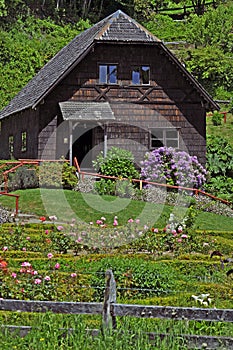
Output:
[
  {"left": 8, "top": 166, "right": 38, "bottom": 191},
  {"left": 93, "top": 147, "right": 140, "bottom": 196},
  {"left": 141, "top": 147, "right": 207, "bottom": 189},
  {"left": 211, "top": 111, "right": 222, "bottom": 126},
  {"left": 39, "top": 161, "right": 78, "bottom": 189}
]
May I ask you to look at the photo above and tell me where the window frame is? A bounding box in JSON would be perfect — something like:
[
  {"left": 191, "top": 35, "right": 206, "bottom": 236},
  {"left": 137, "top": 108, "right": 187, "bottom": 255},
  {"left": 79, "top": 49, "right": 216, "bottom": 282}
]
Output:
[
  {"left": 21, "top": 131, "right": 27, "bottom": 152},
  {"left": 132, "top": 65, "right": 150, "bottom": 85},
  {"left": 98, "top": 64, "right": 118, "bottom": 84},
  {"left": 8, "top": 135, "right": 14, "bottom": 156},
  {"left": 150, "top": 128, "right": 179, "bottom": 149}
]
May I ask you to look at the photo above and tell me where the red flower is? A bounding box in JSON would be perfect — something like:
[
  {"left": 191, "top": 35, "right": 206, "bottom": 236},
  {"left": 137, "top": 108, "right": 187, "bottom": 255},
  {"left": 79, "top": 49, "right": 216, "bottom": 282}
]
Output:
[{"left": 40, "top": 216, "right": 46, "bottom": 222}]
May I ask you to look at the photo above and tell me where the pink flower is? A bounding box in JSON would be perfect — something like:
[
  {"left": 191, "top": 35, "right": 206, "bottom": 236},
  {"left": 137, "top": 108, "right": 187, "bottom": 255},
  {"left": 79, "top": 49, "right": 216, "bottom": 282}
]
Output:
[
  {"left": 32, "top": 270, "right": 38, "bottom": 275},
  {"left": 11, "top": 272, "right": 17, "bottom": 278},
  {"left": 47, "top": 253, "right": 53, "bottom": 259},
  {"left": 152, "top": 228, "right": 158, "bottom": 233},
  {"left": 45, "top": 229, "right": 49, "bottom": 235},
  {"left": 135, "top": 219, "right": 140, "bottom": 224},
  {"left": 128, "top": 218, "right": 134, "bottom": 223},
  {"left": 76, "top": 237, "right": 82, "bottom": 243},
  {"left": 26, "top": 236, "right": 30, "bottom": 240},
  {"left": 34, "top": 278, "right": 42, "bottom": 284},
  {"left": 22, "top": 247, "right": 26, "bottom": 251},
  {"left": 181, "top": 234, "right": 188, "bottom": 238},
  {"left": 21, "top": 262, "right": 31, "bottom": 267},
  {"left": 70, "top": 273, "right": 77, "bottom": 278},
  {"left": 54, "top": 263, "right": 60, "bottom": 269},
  {"left": 57, "top": 226, "right": 63, "bottom": 231},
  {"left": 96, "top": 220, "right": 103, "bottom": 225},
  {"left": 113, "top": 219, "right": 118, "bottom": 226},
  {"left": 49, "top": 215, "right": 57, "bottom": 221},
  {"left": 2, "top": 246, "right": 8, "bottom": 251},
  {"left": 44, "top": 276, "right": 51, "bottom": 281},
  {"left": 177, "top": 238, "right": 182, "bottom": 243}
]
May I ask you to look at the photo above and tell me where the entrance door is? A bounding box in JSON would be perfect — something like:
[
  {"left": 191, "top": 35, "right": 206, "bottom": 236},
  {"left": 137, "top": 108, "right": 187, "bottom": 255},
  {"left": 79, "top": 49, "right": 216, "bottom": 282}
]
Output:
[{"left": 73, "top": 127, "right": 93, "bottom": 169}]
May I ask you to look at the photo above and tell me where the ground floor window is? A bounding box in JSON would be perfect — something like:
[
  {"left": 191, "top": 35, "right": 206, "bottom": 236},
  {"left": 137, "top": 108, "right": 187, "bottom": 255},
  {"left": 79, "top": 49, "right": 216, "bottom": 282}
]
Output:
[
  {"left": 21, "top": 131, "right": 27, "bottom": 152},
  {"left": 150, "top": 128, "right": 179, "bottom": 148},
  {"left": 9, "top": 135, "right": 14, "bottom": 156}
]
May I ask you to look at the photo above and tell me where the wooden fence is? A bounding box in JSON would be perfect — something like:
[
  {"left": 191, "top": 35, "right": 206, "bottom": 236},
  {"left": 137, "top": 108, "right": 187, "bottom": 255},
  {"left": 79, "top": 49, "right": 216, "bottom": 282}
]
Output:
[{"left": 0, "top": 270, "right": 233, "bottom": 349}]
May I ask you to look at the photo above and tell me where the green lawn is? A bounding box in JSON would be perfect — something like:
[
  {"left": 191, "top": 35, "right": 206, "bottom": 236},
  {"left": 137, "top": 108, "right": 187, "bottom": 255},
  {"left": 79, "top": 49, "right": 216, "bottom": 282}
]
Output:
[{"left": 0, "top": 188, "right": 232, "bottom": 231}]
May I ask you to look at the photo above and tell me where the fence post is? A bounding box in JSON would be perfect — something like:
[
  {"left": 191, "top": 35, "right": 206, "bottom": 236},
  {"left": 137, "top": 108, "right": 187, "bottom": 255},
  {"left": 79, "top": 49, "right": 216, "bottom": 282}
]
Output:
[{"left": 102, "top": 269, "right": 117, "bottom": 332}]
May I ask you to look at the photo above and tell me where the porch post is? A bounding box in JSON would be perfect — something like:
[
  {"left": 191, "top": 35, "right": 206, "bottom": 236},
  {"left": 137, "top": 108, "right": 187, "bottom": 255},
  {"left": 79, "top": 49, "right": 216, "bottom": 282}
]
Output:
[
  {"left": 69, "top": 121, "right": 73, "bottom": 165},
  {"left": 104, "top": 125, "right": 108, "bottom": 158}
]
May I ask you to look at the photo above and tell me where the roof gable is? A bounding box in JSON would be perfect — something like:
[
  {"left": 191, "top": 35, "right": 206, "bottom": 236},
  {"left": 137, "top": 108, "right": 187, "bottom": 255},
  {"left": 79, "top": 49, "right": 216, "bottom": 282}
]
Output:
[{"left": 0, "top": 10, "right": 218, "bottom": 119}]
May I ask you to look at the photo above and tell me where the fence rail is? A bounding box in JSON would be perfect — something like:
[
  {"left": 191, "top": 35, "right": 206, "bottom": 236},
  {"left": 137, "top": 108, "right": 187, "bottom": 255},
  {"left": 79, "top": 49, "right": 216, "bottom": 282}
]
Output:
[
  {"left": 73, "top": 157, "right": 231, "bottom": 206},
  {"left": 0, "top": 270, "right": 232, "bottom": 349}
]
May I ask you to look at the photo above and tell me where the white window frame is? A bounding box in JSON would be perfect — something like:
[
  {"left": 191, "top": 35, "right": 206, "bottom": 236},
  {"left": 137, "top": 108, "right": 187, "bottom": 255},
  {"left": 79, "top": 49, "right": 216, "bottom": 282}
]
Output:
[
  {"left": 99, "top": 64, "right": 117, "bottom": 84},
  {"left": 150, "top": 128, "right": 179, "bottom": 149},
  {"left": 132, "top": 65, "right": 150, "bottom": 85}
]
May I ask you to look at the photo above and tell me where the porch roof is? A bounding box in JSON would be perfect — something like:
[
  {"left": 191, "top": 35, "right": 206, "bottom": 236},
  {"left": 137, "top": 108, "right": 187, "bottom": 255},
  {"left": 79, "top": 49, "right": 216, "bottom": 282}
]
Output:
[{"left": 59, "top": 101, "right": 115, "bottom": 121}]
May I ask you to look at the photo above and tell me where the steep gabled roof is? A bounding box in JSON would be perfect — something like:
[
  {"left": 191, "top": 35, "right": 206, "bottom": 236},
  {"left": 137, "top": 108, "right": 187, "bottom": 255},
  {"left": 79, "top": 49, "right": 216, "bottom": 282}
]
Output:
[{"left": 0, "top": 10, "right": 218, "bottom": 119}]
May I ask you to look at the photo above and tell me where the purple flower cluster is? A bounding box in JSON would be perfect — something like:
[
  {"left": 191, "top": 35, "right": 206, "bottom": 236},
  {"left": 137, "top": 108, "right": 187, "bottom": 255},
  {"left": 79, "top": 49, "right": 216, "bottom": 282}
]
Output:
[{"left": 141, "top": 147, "right": 207, "bottom": 189}]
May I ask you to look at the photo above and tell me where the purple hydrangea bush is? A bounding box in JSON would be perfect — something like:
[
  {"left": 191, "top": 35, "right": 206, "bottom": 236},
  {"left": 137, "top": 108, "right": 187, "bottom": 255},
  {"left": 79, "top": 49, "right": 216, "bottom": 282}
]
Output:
[{"left": 141, "top": 147, "right": 207, "bottom": 189}]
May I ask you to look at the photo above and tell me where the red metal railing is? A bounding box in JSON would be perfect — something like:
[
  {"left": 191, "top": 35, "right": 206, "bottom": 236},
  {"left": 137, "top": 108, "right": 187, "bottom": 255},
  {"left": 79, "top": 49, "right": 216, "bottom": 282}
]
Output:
[
  {"left": 73, "top": 157, "right": 231, "bottom": 206},
  {"left": 0, "top": 192, "right": 19, "bottom": 215}
]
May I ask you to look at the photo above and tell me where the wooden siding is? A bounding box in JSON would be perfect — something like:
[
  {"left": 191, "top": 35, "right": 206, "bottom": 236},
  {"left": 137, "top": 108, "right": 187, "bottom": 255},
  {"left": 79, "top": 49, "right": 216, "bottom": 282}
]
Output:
[
  {"left": 0, "top": 42, "right": 207, "bottom": 164},
  {"left": 0, "top": 109, "right": 39, "bottom": 159}
]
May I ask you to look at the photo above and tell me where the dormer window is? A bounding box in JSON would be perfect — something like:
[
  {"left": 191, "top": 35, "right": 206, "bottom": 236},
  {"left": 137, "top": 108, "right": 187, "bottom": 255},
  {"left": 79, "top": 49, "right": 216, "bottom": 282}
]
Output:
[
  {"left": 99, "top": 64, "right": 117, "bottom": 84},
  {"left": 132, "top": 66, "right": 150, "bottom": 85}
]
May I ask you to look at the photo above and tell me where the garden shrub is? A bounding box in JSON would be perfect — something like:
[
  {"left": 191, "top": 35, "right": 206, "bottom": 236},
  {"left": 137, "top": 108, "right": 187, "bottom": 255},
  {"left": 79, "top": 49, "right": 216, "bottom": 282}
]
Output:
[
  {"left": 205, "top": 135, "right": 233, "bottom": 201},
  {"left": 8, "top": 166, "right": 38, "bottom": 191},
  {"left": 61, "top": 161, "right": 78, "bottom": 189},
  {"left": 39, "top": 161, "right": 78, "bottom": 189},
  {"left": 92, "top": 147, "right": 140, "bottom": 196},
  {"left": 211, "top": 110, "right": 222, "bottom": 126},
  {"left": 141, "top": 147, "right": 207, "bottom": 189}
]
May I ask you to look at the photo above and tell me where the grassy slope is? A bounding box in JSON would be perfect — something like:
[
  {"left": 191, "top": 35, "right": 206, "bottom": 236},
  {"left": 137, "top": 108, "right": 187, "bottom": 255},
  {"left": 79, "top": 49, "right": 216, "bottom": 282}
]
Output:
[{"left": 0, "top": 188, "right": 232, "bottom": 231}]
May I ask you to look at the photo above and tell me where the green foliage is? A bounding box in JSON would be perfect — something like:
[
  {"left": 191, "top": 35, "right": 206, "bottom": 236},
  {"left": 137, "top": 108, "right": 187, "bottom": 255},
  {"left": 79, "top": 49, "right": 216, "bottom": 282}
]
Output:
[
  {"left": 0, "top": 17, "right": 82, "bottom": 109},
  {"left": 8, "top": 166, "right": 38, "bottom": 191},
  {"left": 61, "top": 162, "right": 78, "bottom": 189},
  {"left": 206, "top": 135, "right": 233, "bottom": 177},
  {"left": 93, "top": 147, "right": 140, "bottom": 196},
  {"left": 38, "top": 161, "right": 78, "bottom": 190},
  {"left": 211, "top": 110, "right": 222, "bottom": 126}
]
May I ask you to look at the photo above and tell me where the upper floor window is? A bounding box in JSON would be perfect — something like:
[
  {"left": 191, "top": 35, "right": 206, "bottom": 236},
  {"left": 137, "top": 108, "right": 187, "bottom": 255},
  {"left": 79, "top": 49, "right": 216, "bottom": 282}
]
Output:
[
  {"left": 132, "top": 66, "right": 150, "bottom": 85},
  {"left": 21, "top": 131, "right": 27, "bottom": 152},
  {"left": 99, "top": 64, "right": 117, "bottom": 84},
  {"left": 150, "top": 128, "right": 179, "bottom": 149}
]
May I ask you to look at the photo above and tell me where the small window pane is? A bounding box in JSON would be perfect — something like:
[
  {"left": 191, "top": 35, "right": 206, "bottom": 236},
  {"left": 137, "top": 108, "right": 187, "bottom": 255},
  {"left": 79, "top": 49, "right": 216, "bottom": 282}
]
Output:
[
  {"left": 132, "top": 68, "right": 140, "bottom": 84},
  {"left": 99, "top": 65, "right": 107, "bottom": 83},
  {"left": 109, "top": 65, "right": 117, "bottom": 84},
  {"left": 166, "top": 139, "right": 178, "bottom": 148},
  {"left": 21, "top": 131, "right": 27, "bottom": 152},
  {"left": 166, "top": 130, "right": 177, "bottom": 138},
  {"left": 142, "top": 66, "right": 150, "bottom": 84},
  {"left": 152, "top": 139, "right": 163, "bottom": 148},
  {"left": 9, "top": 135, "right": 14, "bottom": 156}
]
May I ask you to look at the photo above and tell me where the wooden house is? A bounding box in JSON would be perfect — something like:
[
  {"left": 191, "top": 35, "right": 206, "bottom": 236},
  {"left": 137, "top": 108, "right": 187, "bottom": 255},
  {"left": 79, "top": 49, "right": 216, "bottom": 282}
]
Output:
[{"left": 0, "top": 10, "right": 219, "bottom": 168}]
